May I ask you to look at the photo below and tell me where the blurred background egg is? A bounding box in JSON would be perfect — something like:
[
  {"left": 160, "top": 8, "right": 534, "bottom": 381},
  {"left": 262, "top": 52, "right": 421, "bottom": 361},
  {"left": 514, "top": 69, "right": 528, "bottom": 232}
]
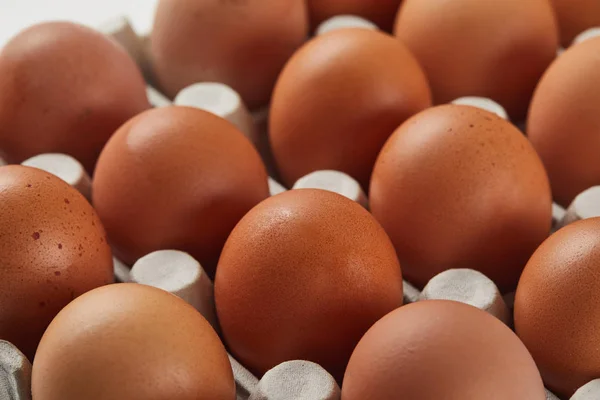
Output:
[
  {"left": 0, "top": 22, "right": 149, "bottom": 172},
  {"left": 92, "top": 106, "right": 269, "bottom": 277},
  {"left": 342, "top": 300, "right": 546, "bottom": 399},
  {"left": 306, "top": 0, "right": 403, "bottom": 32},
  {"left": 32, "top": 283, "right": 235, "bottom": 400},
  {"left": 215, "top": 189, "right": 403, "bottom": 381},
  {"left": 269, "top": 28, "right": 431, "bottom": 189},
  {"left": 515, "top": 218, "right": 600, "bottom": 398},
  {"left": 370, "top": 105, "right": 552, "bottom": 292},
  {"left": 527, "top": 37, "right": 600, "bottom": 207},
  {"left": 550, "top": 0, "right": 600, "bottom": 47},
  {"left": 0, "top": 165, "right": 113, "bottom": 360},
  {"left": 394, "top": 0, "right": 558, "bottom": 120},
  {"left": 150, "top": 0, "right": 308, "bottom": 109}
]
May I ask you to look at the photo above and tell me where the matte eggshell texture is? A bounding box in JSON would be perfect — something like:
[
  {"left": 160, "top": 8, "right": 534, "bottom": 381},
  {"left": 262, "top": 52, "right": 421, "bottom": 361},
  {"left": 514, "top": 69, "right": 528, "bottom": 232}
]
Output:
[
  {"left": 32, "top": 283, "right": 235, "bottom": 400},
  {"left": 0, "top": 22, "right": 149, "bottom": 173},
  {"left": 394, "top": 0, "right": 558, "bottom": 120},
  {"left": 270, "top": 28, "right": 431, "bottom": 189},
  {"left": 370, "top": 105, "right": 552, "bottom": 292},
  {"left": 0, "top": 166, "right": 113, "bottom": 360},
  {"left": 342, "top": 300, "right": 546, "bottom": 400},
  {"left": 527, "top": 37, "right": 600, "bottom": 207},
  {"left": 306, "top": 0, "right": 403, "bottom": 32},
  {"left": 215, "top": 189, "right": 403, "bottom": 381},
  {"left": 515, "top": 218, "right": 600, "bottom": 398},
  {"left": 92, "top": 106, "right": 269, "bottom": 276},
  {"left": 550, "top": 0, "right": 600, "bottom": 47},
  {"left": 151, "top": 0, "right": 308, "bottom": 109}
]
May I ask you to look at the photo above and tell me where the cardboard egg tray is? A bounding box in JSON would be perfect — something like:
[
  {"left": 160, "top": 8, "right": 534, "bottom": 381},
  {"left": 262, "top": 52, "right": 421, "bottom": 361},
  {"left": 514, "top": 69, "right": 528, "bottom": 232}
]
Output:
[{"left": 3, "top": 15, "right": 600, "bottom": 400}]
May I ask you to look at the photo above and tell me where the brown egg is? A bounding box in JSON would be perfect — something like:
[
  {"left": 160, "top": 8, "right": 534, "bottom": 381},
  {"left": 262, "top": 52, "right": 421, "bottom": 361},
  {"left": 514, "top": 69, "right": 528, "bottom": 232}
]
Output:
[
  {"left": 92, "top": 106, "right": 269, "bottom": 276},
  {"left": 306, "top": 0, "right": 402, "bottom": 32},
  {"left": 0, "top": 22, "right": 149, "bottom": 173},
  {"left": 0, "top": 165, "right": 113, "bottom": 360},
  {"left": 528, "top": 37, "right": 600, "bottom": 207},
  {"left": 551, "top": 0, "right": 600, "bottom": 47},
  {"left": 370, "top": 105, "right": 552, "bottom": 292},
  {"left": 32, "top": 283, "right": 235, "bottom": 400},
  {"left": 269, "top": 28, "right": 431, "bottom": 189},
  {"left": 150, "top": 0, "right": 308, "bottom": 109},
  {"left": 394, "top": 0, "right": 558, "bottom": 120},
  {"left": 343, "top": 300, "right": 546, "bottom": 399},
  {"left": 215, "top": 189, "right": 403, "bottom": 381},
  {"left": 514, "top": 217, "right": 600, "bottom": 398}
]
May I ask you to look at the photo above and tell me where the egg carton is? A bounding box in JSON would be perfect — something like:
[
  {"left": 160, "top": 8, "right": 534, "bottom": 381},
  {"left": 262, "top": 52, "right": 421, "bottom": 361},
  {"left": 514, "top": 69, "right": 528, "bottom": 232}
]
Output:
[{"left": 3, "top": 14, "right": 600, "bottom": 400}]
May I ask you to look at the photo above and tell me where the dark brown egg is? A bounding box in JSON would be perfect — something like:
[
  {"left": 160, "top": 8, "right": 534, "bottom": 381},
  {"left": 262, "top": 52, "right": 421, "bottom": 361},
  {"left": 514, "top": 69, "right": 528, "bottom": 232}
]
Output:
[
  {"left": 343, "top": 300, "right": 546, "bottom": 399},
  {"left": 32, "top": 283, "right": 235, "bottom": 400},
  {"left": 515, "top": 217, "right": 600, "bottom": 398},
  {"left": 528, "top": 37, "right": 600, "bottom": 207},
  {"left": 92, "top": 106, "right": 269, "bottom": 276},
  {"left": 269, "top": 28, "right": 431, "bottom": 189},
  {"left": 0, "top": 165, "right": 113, "bottom": 360},
  {"left": 215, "top": 189, "right": 403, "bottom": 381},
  {"left": 550, "top": 0, "right": 600, "bottom": 47},
  {"left": 370, "top": 105, "right": 552, "bottom": 292},
  {"left": 394, "top": 0, "right": 558, "bottom": 120},
  {"left": 150, "top": 0, "right": 308, "bottom": 109},
  {"left": 306, "top": 0, "right": 402, "bottom": 32},
  {"left": 0, "top": 22, "right": 149, "bottom": 172}
]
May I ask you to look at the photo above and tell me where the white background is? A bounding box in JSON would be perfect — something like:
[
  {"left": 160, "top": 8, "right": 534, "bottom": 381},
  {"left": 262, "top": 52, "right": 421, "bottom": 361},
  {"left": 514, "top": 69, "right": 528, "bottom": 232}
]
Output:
[{"left": 0, "top": 0, "right": 158, "bottom": 46}]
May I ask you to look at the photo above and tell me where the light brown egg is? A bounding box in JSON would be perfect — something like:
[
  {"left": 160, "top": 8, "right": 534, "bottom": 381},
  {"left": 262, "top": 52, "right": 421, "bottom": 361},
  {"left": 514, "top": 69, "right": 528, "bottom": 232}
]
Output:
[
  {"left": 306, "top": 0, "right": 402, "bottom": 32},
  {"left": 0, "top": 165, "right": 113, "bottom": 360},
  {"left": 92, "top": 106, "right": 269, "bottom": 277},
  {"left": 215, "top": 189, "right": 403, "bottom": 381},
  {"left": 394, "top": 0, "right": 558, "bottom": 120},
  {"left": 343, "top": 300, "right": 546, "bottom": 400},
  {"left": 370, "top": 105, "right": 552, "bottom": 292},
  {"left": 551, "top": 0, "right": 600, "bottom": 47},
  {"left": 0, "top": 22, "right": 149, "bottom": 173},
  {"left": 269, "top": 28, "right": 431, "bottom": 189},
  {"left": 528, "top": 37, "right": 600, "bottom": 207},
  {"left": 32, "top": 283, "right": 235, "bottom": 400},
  {"left": 515, "top": 218, "right": 600, "bottom": 398},
  {"left": 150, "top": 0, "right": 308, "bottom": 109}
]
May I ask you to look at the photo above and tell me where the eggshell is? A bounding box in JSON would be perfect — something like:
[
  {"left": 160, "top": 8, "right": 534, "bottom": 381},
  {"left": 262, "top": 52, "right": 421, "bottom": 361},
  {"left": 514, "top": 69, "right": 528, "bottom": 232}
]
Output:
[
  {"left": 150, "top": 0, "right": 308, "bottom": 109},
  {"left": 32, "top": 283, "right": 235, "bottom": 400},
  {"left": 269, "top": 28, "right": 431, "bottom": 189},
  {"left": 215, "top": 189, "right": 403, "bottom": 381},
  {"left": 92, "top": 106, "right": 269, "bottom": 276},
  {"left": 370, "top": 105, "right": 552, "bottom": 292},
  {"left": 0, "top": 165, "right": 113, "bottom": 360},
  {"left": 306, "top": 0, "right": 402, "bottom": 32},
  {"left": 342, "top": 300, "right": 546, "bottom": 400},
  {"left": 550, "top": 0, "right": 600, "bottom": 47},
  {"left": 527, "top": 37, "right": 600, "bottom": 207},
  {"left": 0, "top": 22, "right": 149, "bottom": 172},
  {"left": 394, "top": 0, "right": 558, "bottom": 120},
  {"left": 514, "top": 217, "right": 600, "bottom": 398}
]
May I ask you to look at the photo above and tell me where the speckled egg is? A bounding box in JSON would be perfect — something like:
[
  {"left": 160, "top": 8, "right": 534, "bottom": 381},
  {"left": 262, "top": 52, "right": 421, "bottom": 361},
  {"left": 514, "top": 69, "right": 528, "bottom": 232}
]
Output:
[
  {"left": 394, "top": 0, "right": 558, "bottom": 120},
  {"left": 306, "top": 0, "right": 403, "bottom": 32},
  {"left": 515, "top": 217, "right": 600, "bottom": 398},
  {"left": 269, "top": 28, "right": 431, "bottom": 189},
  {"left": 527, "top": 36, "right": 600, "bottom": 207},
  {"left": 343, "top": 300, "right": 546, "bottom": 399},
  {"left": 215, "top": 189, "right": 403, "bottom": 381},
  {"left": 0, "top": 165, "right": 113, "bottom": 360},
  {"left": 370, "top": 105, "right": 552, "bottom": 292},
  {"left": 151, "top": 0, "right": 308, "bottom": 109},
  {"left": 32, "top": 283, "right": 235, "bottom": 400},
  {"left": 92, "top": 106, "right": 269, "bottom": 276},
  {"left": 0, "top": 22, "right": 149, "bottom": 172}
]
